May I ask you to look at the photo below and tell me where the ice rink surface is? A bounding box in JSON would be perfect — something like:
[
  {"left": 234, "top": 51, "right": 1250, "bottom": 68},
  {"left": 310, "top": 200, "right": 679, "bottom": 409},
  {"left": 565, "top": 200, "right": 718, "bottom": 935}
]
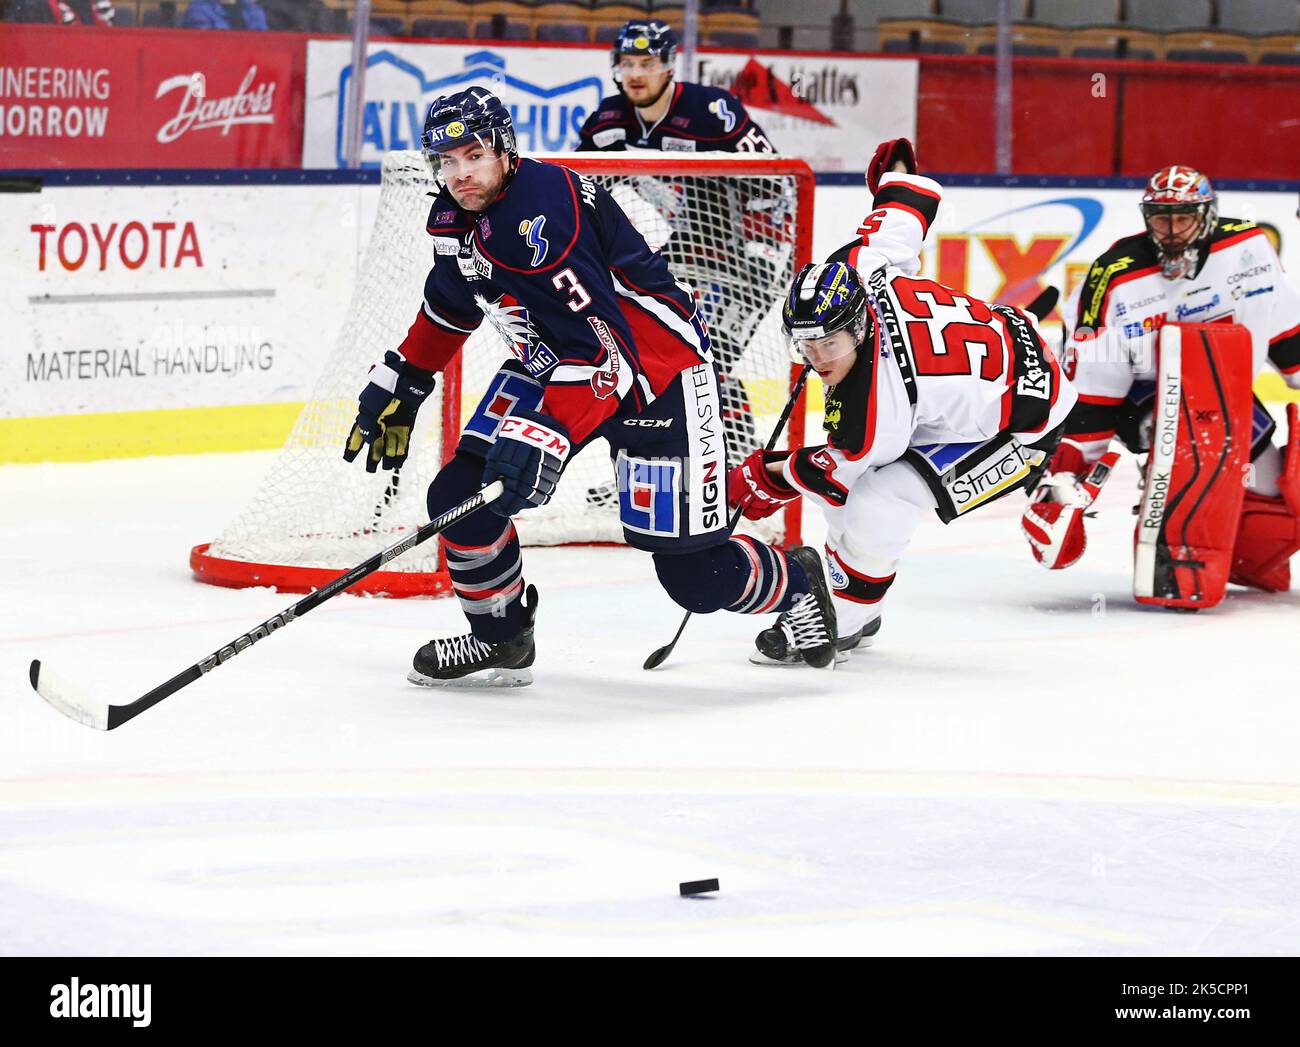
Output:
[{"left": 3, "top": 447, "right": 1300, "bottom": 956}]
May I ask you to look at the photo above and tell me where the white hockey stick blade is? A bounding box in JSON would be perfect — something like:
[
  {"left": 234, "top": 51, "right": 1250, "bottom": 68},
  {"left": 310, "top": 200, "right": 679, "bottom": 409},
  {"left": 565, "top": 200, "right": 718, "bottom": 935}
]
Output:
[{"left": 29, "top": 660, "right": 111, "bottom": 731}]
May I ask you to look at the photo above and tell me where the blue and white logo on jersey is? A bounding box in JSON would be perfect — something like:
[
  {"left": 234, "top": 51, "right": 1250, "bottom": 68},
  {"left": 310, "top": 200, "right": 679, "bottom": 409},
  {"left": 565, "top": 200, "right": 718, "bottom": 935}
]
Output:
[
  {"left": 474, "top": 293, "right": 557, "bottom": 377},
  {"left": 518, "top": 215, "right": 549, "bottom": 267},
  {"left": 708, "top": 98, "right": 736, "bottom": 133},
  {"left": 331, "top": 50, "right": 603, "bottom": 168},
  {"left": 617, "top": 454, "right": 680, "bottom": 537},
  {"left": 462, "top": 367, "right": 545, "bottom": 446}
]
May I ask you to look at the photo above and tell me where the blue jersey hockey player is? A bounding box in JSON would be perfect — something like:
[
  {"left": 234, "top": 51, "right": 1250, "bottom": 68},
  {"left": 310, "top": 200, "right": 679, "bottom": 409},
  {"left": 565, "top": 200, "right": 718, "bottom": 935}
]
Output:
[
  {"left": 576, "top": 20, "right": 774, "bottom": 155},
  {"left": 342, "top": 88, "right": 839, "bottom": 685},
  {"left": 577, "top": 19, "right": 778, "bottom": 463}
]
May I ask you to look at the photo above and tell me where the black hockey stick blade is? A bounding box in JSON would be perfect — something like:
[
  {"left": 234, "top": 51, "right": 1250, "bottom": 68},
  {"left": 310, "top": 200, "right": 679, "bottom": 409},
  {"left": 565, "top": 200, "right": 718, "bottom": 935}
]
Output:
[
  {"left": 642, "top": 616, "right": 689, "bottom": 670},
  {"left": 28, "top": 481, "right": 505, "bottom": 731},
  {"left": 1025, "top": 285, "right": 1059, "bottom": 322},
  {"left": 643, "top": 365, "right": 812, "bottom": 671}
]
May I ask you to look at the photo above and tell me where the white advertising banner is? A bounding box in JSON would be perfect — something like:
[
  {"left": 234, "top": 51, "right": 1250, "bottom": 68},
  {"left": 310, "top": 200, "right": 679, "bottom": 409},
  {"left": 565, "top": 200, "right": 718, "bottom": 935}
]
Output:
[
  {"left": 5, "top": 178, "right": 1296, "bottom": 432},
  {"left": 0, "top": 182, "right": 380, "bottom": 421},
  {"left": 813, "top": 183, "right": 1300, "bottom": 327},
  {"left": 302, "top": 40, "right": 917, "bottom": 173}
]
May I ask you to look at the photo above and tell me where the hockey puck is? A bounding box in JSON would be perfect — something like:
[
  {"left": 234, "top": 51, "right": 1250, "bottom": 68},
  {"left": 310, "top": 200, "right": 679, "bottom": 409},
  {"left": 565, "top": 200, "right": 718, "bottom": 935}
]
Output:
[{"left": 679, "top": 878, "right": 719, "bottom": 896}]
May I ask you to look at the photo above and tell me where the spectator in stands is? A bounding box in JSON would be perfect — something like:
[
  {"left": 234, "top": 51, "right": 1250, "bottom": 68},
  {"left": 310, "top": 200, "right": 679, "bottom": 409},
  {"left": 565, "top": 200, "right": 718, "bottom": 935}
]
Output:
[
  {"left": 10, "top": 0, "right": 116, "bottom": 23},
  {"left": 259, "top": 0, "right": 312, "bottom": 32},
  {"left": 182, "top": 0, "right": 267, "bottom": 30}
]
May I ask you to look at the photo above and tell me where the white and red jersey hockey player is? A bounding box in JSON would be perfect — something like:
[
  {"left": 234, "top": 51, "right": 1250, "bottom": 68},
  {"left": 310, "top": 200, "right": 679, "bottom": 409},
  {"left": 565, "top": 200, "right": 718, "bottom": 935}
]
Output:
[
  {"left": 727, "top": 140, "right": 1078, "bottom": 663},
  {"left": 1024, "top": 165, "right": 1300, "bottom": 595}
]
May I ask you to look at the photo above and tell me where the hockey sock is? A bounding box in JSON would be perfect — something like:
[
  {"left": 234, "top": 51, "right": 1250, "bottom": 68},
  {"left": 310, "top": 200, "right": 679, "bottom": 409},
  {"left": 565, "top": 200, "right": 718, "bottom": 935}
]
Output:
[
  {"left": 824, "top": 545, "right": 895, "bottom": 630},
  {"left": 429, "top": 453, "right": 527, "bottom": 643},
  {"left": 443, "top": 522, "right": 526, "bottom": 643},
  {"left": 652, "top": 537, "right": 810, "bottom": 615}
]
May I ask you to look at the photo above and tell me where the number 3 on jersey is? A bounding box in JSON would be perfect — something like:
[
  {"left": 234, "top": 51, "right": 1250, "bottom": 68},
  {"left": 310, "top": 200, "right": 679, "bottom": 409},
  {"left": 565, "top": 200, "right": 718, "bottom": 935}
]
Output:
[
  {"left": 893, "top": 277, "right": 1006, "bottom": 382},
  {"left": 553, "top": 268, "right": 591, "bottom": 313}
]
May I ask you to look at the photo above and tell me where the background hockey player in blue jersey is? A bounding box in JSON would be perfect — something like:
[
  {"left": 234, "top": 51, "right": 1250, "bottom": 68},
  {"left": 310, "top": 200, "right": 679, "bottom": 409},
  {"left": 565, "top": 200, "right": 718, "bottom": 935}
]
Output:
[
  {"left": 576, "top": 19, "right": 774, "bottom": 155},
  {"left": 342, "top": 88, "right": 838, "bottom": 685},
  {"left": 577, "top": 19, "right": 779, "bottom": 463}
]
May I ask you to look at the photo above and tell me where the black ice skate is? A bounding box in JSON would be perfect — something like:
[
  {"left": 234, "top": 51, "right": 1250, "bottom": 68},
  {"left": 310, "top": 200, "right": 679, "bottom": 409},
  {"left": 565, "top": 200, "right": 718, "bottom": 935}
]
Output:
[
  {"left": 748, "top": 546, "right": 838, "bottom": 669},
  {"left": 408, "top": 585, "right": 538, "bottom": 688},
  {"left": 751, "top": 616, "right": 880, "bottom": 667}
]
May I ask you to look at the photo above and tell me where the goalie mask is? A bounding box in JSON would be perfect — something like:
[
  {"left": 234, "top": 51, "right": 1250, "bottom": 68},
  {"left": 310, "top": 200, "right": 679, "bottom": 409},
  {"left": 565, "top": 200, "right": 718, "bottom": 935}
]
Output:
[
  {"left": 611, "top": 20, "right": 678, "bottom": 106},
  {"left": 1140, "top": 165, "right": 1218, "bottom": 279},
  {"left": 782, "top": 262, "right": 871, "bottom": 369},
  {"left": 420, "top": 88, "right": 518, "bottom": 192}
]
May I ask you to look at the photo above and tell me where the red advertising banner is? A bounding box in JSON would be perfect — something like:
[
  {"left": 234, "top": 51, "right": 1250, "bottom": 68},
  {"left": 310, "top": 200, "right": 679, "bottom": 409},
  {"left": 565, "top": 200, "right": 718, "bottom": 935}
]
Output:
[{"left": 0, "top": 24, "right": 304, "bottom": 168}]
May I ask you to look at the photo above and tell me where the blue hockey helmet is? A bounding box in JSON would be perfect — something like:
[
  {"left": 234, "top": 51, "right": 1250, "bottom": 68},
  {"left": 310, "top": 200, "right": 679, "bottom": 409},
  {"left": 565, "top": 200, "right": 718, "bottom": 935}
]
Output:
[
  {"left": 612, "top": 19, "right": 679, "bottom": 81},
  {"left": 782, "top": 262, "right": 871, "bottom": 363},
  {"left": 420, "top": 88, "right": 517, "bottom": 187}
]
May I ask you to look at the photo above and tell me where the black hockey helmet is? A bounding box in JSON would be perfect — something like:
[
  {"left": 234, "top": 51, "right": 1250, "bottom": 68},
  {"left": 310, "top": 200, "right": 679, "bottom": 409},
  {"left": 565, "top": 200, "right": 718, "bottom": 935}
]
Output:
[
  {"left": 420, "top": 87, "right": 518, "bottom": 188},
  {"left": 782, "top": 262, "right": 871, "bottom": 363},
  {"left": 612, "top": 20, "right": 678, "bottom": 91},
  {"left": 1140, "top": 164, "right": 1217, "bottom": 278}
]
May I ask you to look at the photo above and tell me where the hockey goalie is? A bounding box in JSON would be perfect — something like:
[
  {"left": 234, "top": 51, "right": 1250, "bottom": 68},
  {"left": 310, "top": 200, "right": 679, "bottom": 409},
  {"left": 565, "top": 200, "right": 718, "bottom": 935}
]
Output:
[{"left": 1022, "top": 165, "right": 1300, "bottom": 608}]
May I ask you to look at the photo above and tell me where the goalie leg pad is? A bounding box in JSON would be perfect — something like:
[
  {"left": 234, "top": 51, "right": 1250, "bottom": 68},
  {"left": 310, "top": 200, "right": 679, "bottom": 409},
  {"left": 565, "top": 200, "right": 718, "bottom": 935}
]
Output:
[
  {"left": 1134, "top": 322, "right": 1254, "bottom": 609},
  {"left": 1230, "top": 403, "right": 1300, "bottom": 592}
]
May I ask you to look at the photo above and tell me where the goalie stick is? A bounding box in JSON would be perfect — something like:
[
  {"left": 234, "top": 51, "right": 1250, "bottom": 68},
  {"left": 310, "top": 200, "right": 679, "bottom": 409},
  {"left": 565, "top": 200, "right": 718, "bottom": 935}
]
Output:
[
  {"left": 643, "top": 365, "right": 812, "bottom": 670},
  {"left": 29, "top": 481, "right": 506, "bottom": 731}
]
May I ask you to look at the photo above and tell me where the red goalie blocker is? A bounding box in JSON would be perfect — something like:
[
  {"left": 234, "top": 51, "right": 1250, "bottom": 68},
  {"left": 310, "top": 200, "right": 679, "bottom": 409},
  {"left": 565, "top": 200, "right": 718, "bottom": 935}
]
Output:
[{"left": 1133, "top": 322, "right": 1253, "bottom": 609}]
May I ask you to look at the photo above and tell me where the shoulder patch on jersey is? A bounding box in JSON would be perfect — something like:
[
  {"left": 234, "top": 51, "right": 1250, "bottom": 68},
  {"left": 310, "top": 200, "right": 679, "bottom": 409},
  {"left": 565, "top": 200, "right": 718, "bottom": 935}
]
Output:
[
  {"left": 708, "top": 97, "right": 737, "bottom": 133},
  {"left": 1207, "top": 218, "right": 1268, "bottom": 257},
  {"left": 1077, "top": 233, "right": 1160, "bottom": 330},
  {"left": 1213, "top": 217, "right": 1258, "bottom": 239},
  {"left": 593, "top": 127, "right": 627, "bottom": 148}
]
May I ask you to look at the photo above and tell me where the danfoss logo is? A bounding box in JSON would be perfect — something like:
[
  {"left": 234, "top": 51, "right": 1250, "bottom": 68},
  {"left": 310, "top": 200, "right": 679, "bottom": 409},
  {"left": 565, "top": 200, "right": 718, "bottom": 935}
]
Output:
[{"left": 155, "top": 67, "right": 276, "bottom": 144}]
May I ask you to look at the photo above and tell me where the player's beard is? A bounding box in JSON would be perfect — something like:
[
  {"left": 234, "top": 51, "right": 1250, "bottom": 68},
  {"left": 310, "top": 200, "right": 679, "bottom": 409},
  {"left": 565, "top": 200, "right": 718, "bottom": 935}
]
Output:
[
  {"left": 626, "top": 74, "right": 674, "bottom": 112},
  {"left": 449, "top": 170, "right": 506, "bottom": 213}
]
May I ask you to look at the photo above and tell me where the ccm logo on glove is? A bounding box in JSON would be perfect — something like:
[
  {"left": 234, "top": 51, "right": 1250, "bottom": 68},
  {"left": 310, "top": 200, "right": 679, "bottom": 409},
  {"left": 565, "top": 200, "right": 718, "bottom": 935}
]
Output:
[{"left": 498, "top": 417, "right": 572, "bottom": 457}]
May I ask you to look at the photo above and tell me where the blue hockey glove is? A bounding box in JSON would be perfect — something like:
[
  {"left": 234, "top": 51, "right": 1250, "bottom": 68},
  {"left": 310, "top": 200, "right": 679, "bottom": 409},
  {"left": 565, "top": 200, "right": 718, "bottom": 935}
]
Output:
[
  {"left": 483, "top": 409, "right": 572, "bottom": 517},
  {"left": 343, "top": 351, "right": 436, "bottom": 473}
]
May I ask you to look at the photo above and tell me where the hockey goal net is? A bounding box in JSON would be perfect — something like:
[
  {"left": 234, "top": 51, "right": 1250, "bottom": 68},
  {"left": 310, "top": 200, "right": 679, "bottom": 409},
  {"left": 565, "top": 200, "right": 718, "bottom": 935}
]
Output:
[{"left": 192, "top": 152, "right": 815, "bottom": 596}]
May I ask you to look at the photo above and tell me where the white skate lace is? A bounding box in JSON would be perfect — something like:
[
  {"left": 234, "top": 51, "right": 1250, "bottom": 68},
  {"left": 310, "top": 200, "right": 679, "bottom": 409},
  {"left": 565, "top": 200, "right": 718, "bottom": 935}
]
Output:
[
  {"left": 432, "top": 633, "right": 495, "bottom": 667},
  {"left": 780, "top": 593, "right": 829, "bottom": 651}
]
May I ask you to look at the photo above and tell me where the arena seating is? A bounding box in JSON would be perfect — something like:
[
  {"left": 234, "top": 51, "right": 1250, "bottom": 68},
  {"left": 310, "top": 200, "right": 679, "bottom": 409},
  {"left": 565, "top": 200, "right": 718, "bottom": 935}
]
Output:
[{"left": 13, "top": 0, "right": 1300, "bottom": 69}]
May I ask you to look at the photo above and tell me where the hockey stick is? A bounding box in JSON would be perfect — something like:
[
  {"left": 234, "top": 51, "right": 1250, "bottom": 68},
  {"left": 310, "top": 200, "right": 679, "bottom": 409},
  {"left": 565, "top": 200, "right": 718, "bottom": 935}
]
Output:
[
  {"left": 1024, "top": 285, "right": 1059, "bottom": 322},
  {"left": 643, "top": 364, "right": 813, "bottom": 670},
  {"left": 29, "top": 481, "right": 506, "bottom": 731}
]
